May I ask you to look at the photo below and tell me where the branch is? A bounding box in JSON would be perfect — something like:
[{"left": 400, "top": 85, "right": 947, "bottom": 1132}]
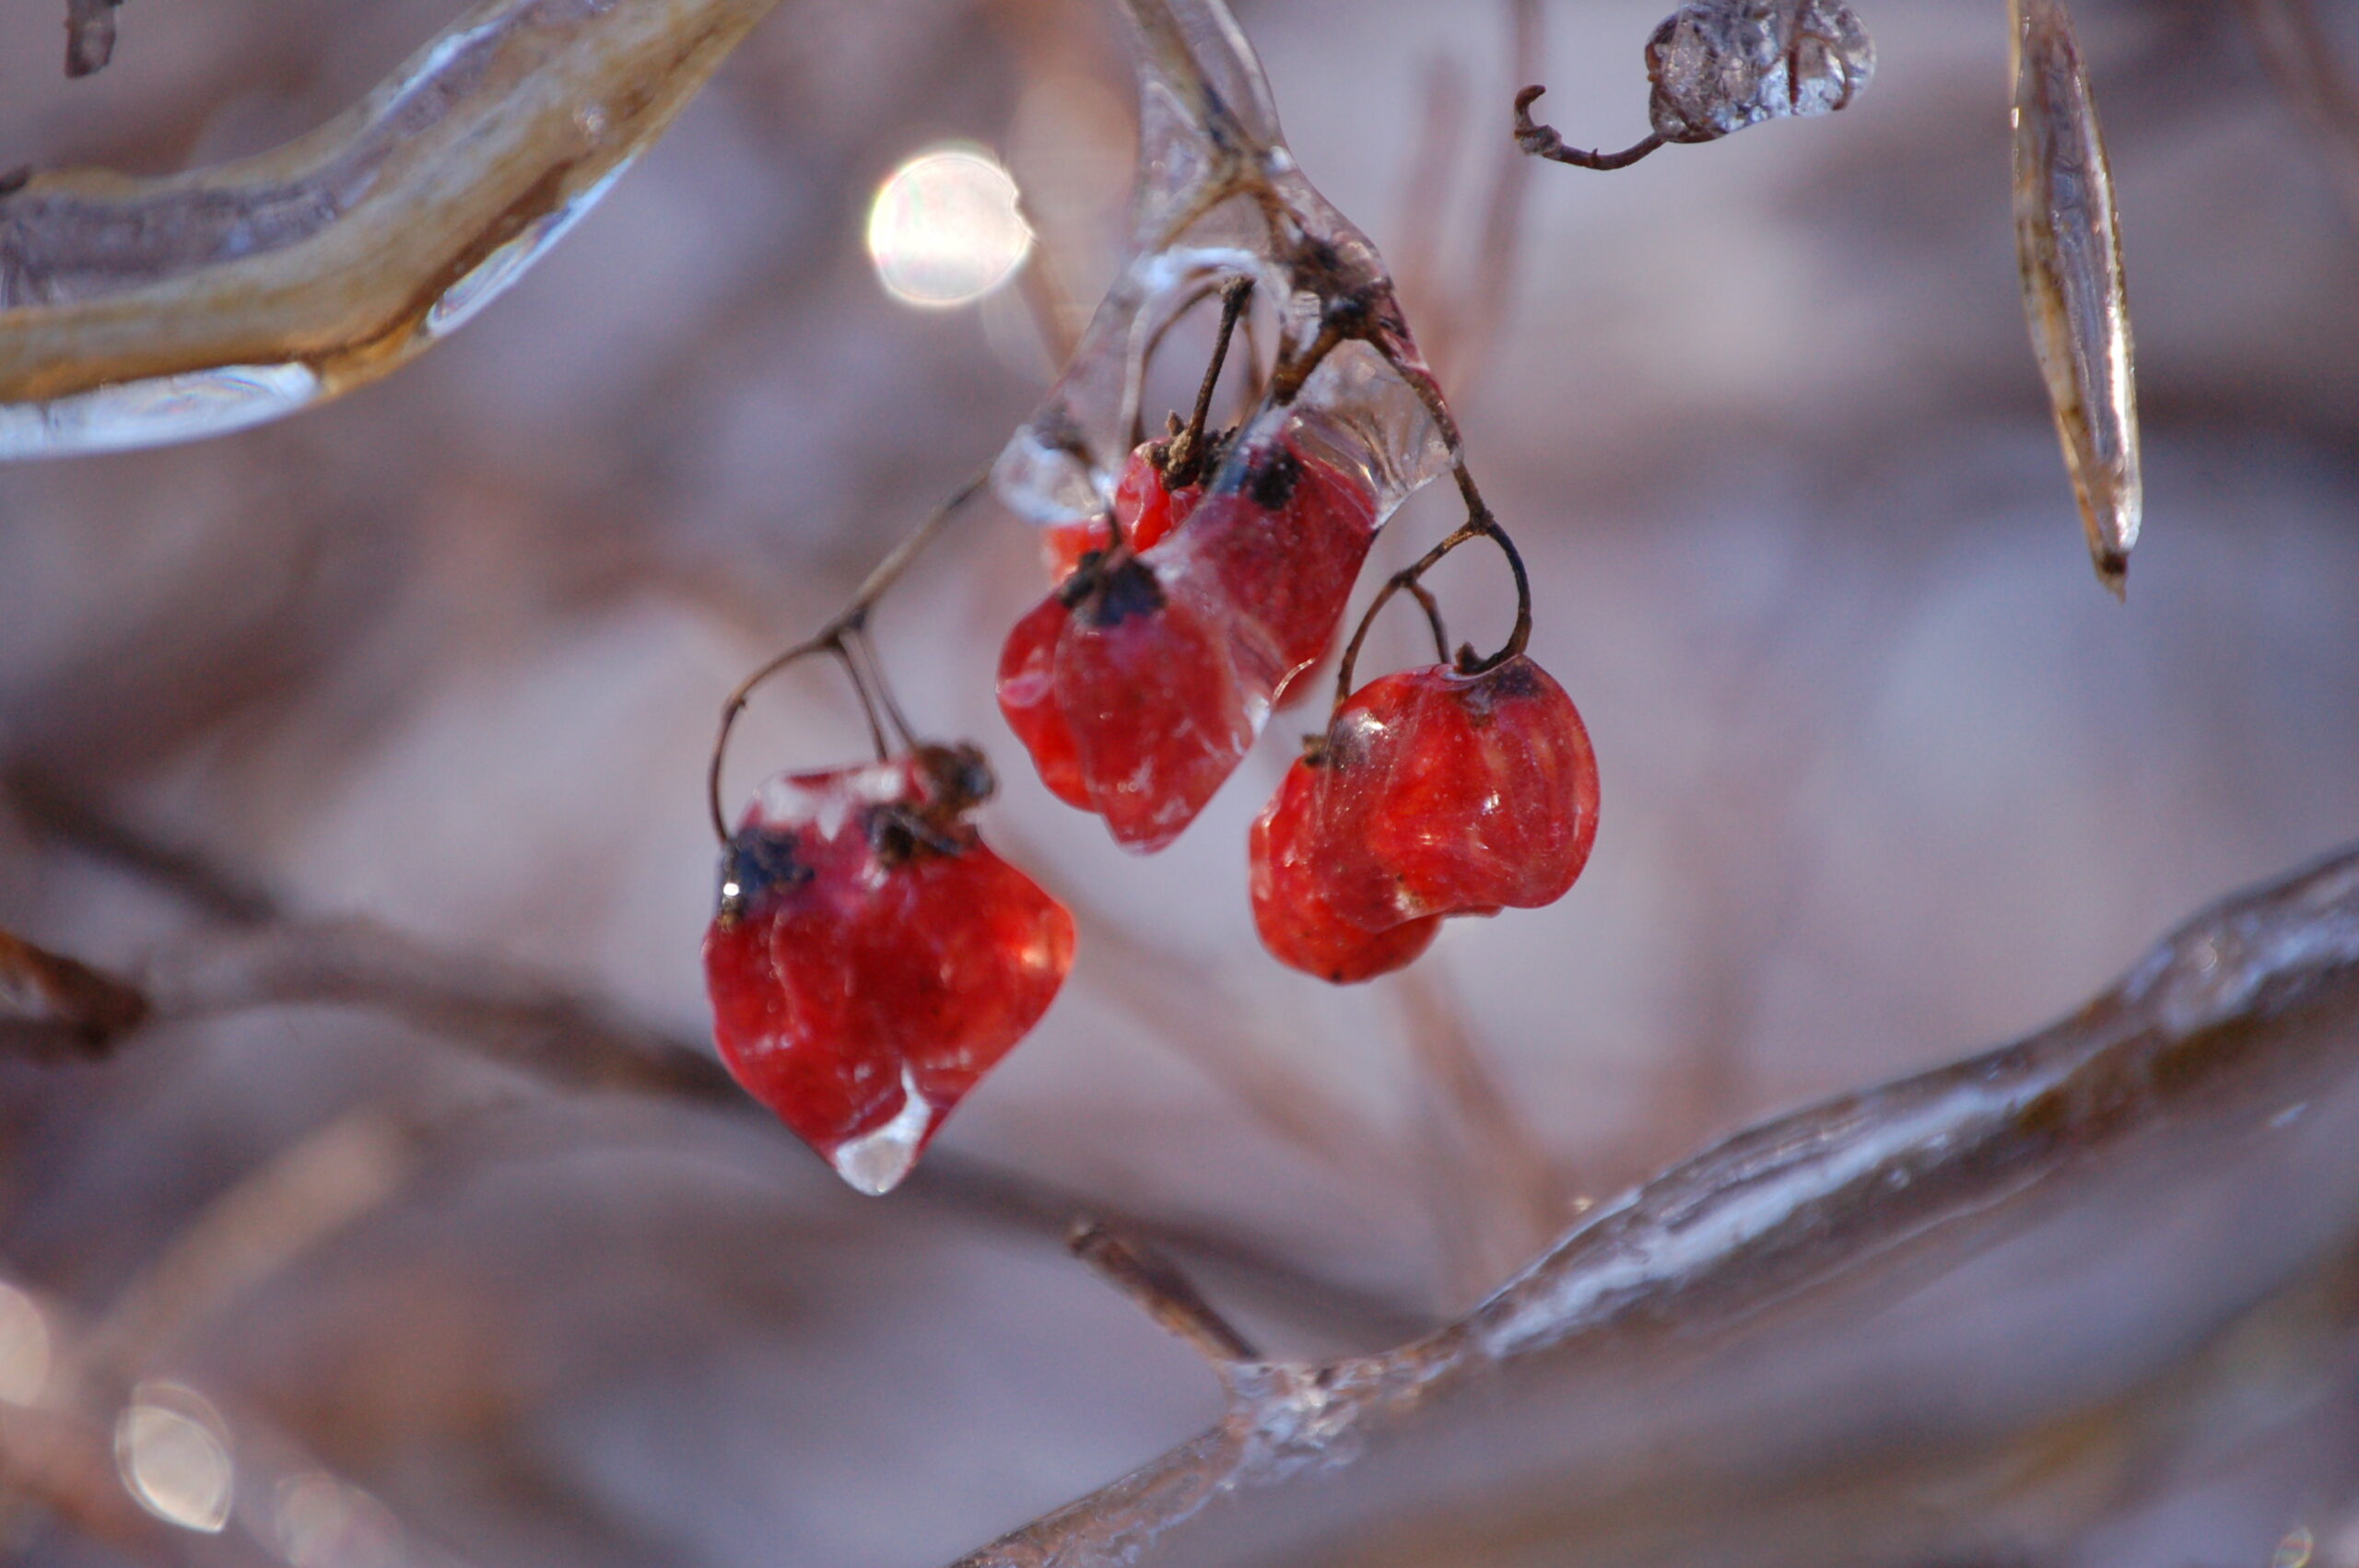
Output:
[
  {"left": 951, "top": 841, "right": 2359, "bottom": 1565},
  {"left": 2, "top": 0, "right": 803, "bottom": 457},
  {"left": 0, "top": 925, "right": 149, "bottom": 1059}
]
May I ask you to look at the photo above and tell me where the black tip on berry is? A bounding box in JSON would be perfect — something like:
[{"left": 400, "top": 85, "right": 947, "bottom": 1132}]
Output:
[
  {"left": 1242, "top": 443, "right": 1301, "bottom": 511},
  {"left": 1082, "top": 557, "right": 1167, "bottom": 627},
  {"left": 718, "top": 828, "right": 812, "bottom": 922},
  {"left": 917, "top": 742, "right": 996, "bottom": 812}
]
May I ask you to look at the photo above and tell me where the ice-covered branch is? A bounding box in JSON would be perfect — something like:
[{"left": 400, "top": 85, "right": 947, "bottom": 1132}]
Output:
[
  {"left": 1, "top": 0, "right": 808, "bottom": 457},
  {"left": 952, "top": 842, "right": 2359, "bottom": 1566}
]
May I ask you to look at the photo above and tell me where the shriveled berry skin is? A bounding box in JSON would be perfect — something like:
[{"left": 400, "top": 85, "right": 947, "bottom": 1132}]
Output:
[
  {"left": 1250, "top": 758, "right": 1440, "bottom": 983},
  {"left": 703, "top": 747, "right": 1075, "bottom": 1195},
  {"left": 1319, "top": 655, "right": 1600, "bottom": 930},
  {"left": 996, "top": 419, "right": 1381, "bottom": 853}
]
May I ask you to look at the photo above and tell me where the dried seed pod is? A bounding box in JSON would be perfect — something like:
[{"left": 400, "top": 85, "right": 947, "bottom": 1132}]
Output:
[
  {"left": 1646, "top": 0, "right": 1875, "bottom": 144},
  {"left": 2012, "top": 0, "right": 2142, "bottom": 596}
]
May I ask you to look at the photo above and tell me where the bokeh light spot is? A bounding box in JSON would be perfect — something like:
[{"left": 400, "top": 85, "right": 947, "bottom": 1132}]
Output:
[
  {"left": 866, "top": 147, "right": 1033, "bottom": 308},
  {"left": 115, "top": 1382, "right": 234, "bottom": 1534}
]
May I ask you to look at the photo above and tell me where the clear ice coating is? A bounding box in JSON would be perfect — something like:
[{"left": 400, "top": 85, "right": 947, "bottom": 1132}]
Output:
[
  {"left": 422, "top": 155, "right": 640, "bottom": 340},
  {"left": 1, "top": 0, "right": 782, "bottom": 461},
  {"left": 0, "top": 363, "right": 321, "bottom": 459},
  {"left": 2010, "top": 0, "right": 2142, "bottom": 596},
  {"left": 991, "top": 0, "right": 1450, "bottom": 533},
  {"left": 1644, "top": 0, "right": 1875, "bottom": 143}
]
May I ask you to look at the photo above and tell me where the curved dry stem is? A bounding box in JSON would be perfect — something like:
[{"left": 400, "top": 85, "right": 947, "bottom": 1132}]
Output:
[
  {"left": 1, "top": 0, "right": 795, "bottom": 457},
  {"left": 951, "top": 841, "right": 2359, "bottom": 1566},
  {"left": 706, "top": 466, "right": 992, "bottom": 838},
  {"left": 1512, "top": 87, "right": 1666, "bottom": 171}
]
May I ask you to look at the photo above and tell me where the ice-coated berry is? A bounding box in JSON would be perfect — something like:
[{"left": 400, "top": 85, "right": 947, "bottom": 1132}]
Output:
[
  {"left": 996, "top": 418, "right": 1381, "bottom": 853},
  {"left": 1250, "top": 756, "right": 1441, "bottom": 983},
  {"left": 1248, "top": 654, "right": 1599, "bottom": 983},
  {"left": 703, "top": 744, "right": 1075, "bottom": 1194},
  {"left": 1321, "top": 655, "right": 1598, "bottom": 928}
]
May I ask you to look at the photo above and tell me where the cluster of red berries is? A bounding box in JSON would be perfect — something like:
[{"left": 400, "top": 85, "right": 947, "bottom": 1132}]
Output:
[
  {"left": 999, "top": 421, "right": 1601, "bottom": 984},
  {"left": 704, "top": 285, "right": 1600, "bottom": 1192},
  {"left": 998, "top": 415, "right": 1380, "bottom": 851},
  {"left": 703, "top": 743, "right": 1074, "bottom": 1194},
  {"left": 1250, "top": 654, "right": 1598, "bottom": 982}
]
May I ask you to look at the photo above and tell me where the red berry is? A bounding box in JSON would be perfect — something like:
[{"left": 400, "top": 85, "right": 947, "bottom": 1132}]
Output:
[
  {"left": 703, "top": 745, "right": 1075, "bottom": 1193},
  {"left": 1039, "top": 443, "right": 1202, "bottom": 581},
  {"left": 1186, "top": 436, "right": 1379, "bottom": 688},
  {"left": 1322, "top": 654, "right": 1600, "bottom": 930},
  {"left": 998, "top": 553, "right": 1256, "bottom": 852},
  {"left": 1250, "top": 757, "right": 1440, "bottom": 982},
  {"left": 994, "top": 595, "right": 1091, "bottom": 811},
  {"left": 1248, "top": 654, "right": 1599, "bottom": 982}
]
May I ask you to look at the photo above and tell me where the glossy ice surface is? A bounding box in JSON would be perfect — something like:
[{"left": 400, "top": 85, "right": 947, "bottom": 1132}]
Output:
[{"left": 702, "top": 749, "right": 1074, "bottom": 1194}]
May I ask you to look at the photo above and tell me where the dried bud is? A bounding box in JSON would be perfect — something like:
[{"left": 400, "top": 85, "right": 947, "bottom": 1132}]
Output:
[{"left": 1646, "top": 0, "right": 1875, "bottom": 144}]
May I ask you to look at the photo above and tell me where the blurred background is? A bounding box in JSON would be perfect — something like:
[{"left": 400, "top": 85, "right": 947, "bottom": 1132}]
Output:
[{"left": 2, "top": 0, "right": 2357, "bottom": 1562}]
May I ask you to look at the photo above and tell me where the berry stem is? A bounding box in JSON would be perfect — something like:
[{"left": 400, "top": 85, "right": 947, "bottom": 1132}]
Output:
[
  {"left": 1161, "top": 275, "right": 1255, "bottom": 487},
  {"left": 1513, "top": 86, "right": 1666, "bottom": 170},
  {"left": 707, "top": 465, "right": 992, "bottom": 841}
]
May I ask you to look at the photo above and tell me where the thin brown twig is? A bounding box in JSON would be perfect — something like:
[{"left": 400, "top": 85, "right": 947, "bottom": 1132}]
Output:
[
  {"left": 707, "top": 465, "right": 993, "bottom": 839},
  {"left": 0, "top": 924, "right": 150, "bottom": 1059},
  {"left": 1068, "top": 1220, "right": 1261, "bottom": 1365}
]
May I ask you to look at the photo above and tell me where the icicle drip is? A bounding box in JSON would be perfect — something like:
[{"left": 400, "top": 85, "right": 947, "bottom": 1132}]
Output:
[
  {"left": 1646, "top": 0, "right": 1875, "bottom": 143},
  {"left": 0, "top": 0, "right": 792, "bottom": 460},
  {"left": 992, "top": 0, "right": 1451, "bottom": 533},
  {"left": 2011, "top": 0, "right": 2142, "bottom": 596}
]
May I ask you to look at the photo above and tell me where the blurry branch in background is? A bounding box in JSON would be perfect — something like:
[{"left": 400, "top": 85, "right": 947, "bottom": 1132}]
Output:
[
  {"left": 0, "top": 0, "right": 808, "bottom": 457},
  {"left": 0, "top": 924, "right": 148, "bottom": 1060},
  {"left": 1391, "top": 0, "right": 1543, "bottom": 392},
  {"left": 2011, "top": 0, "right": 2141, "bottom": 598},
  {"left": 63, "top": 0, "right": 123, "bottom": 79},
  {"left": 953, "top": 843, "right": 2359, "bottom": 1566},
  {"left": 2236, "top": 0, "right": 2359, "bottom": 226},
  {"left": 6, "top": 788, "right": 1433, "bottom": 1346}
]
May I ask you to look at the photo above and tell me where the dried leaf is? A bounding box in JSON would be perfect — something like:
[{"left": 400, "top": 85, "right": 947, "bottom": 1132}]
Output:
[
  {"left": 64, "top": 0, "right": 123, "bottom": 79},
  {"left": 1646, "top": 0, "right": 1875, "bottom": 144},
  {"left": 2013, "top": 0, "right": 2142, "bottom": 595}
]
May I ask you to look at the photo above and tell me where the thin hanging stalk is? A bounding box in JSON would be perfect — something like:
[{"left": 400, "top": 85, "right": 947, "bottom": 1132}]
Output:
[{"left": 2012, "top": 0, "right": 2142, "bottom": 597}]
